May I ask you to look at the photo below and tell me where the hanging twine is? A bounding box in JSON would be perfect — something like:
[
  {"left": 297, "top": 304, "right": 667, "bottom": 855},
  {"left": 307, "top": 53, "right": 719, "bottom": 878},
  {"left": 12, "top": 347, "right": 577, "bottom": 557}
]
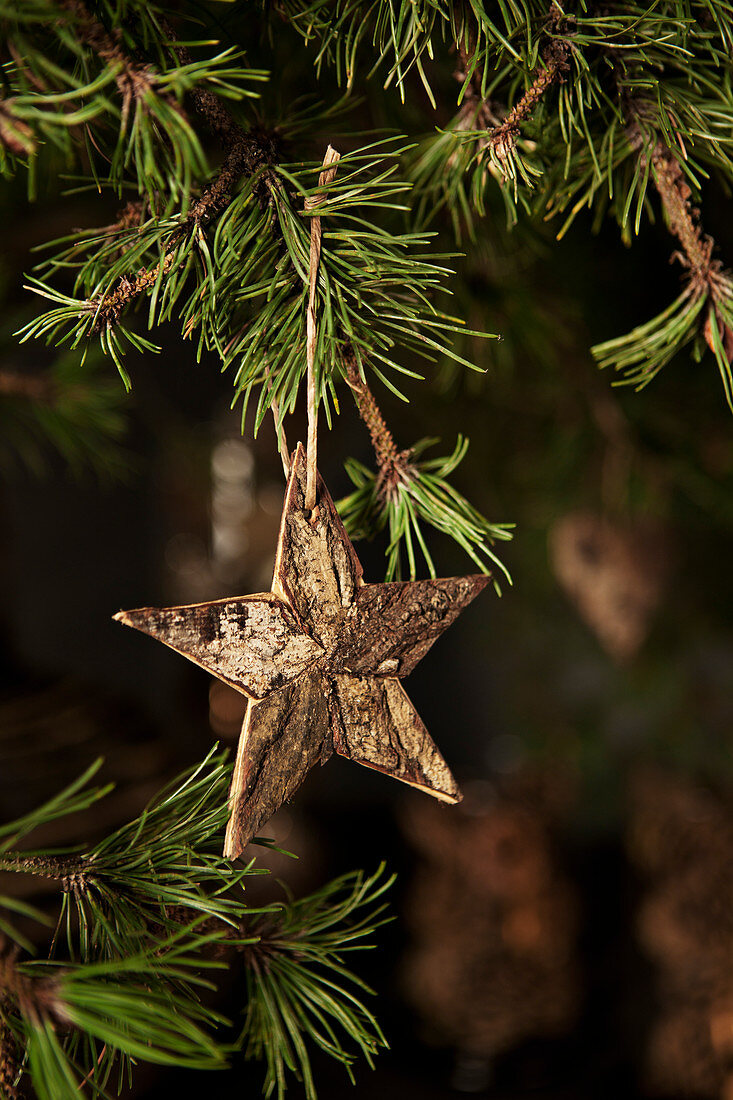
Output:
[{"left": 304, "top": 144, "right": 340, "bottom": 512}]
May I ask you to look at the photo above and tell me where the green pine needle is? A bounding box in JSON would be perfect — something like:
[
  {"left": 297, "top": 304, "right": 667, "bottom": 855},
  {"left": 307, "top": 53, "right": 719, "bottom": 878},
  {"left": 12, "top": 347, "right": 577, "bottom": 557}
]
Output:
[
  {"left": 339, "top": 435, "right": 514, "bottom": 586},
  {"left": 240, "top": 865, "right": 394, "bottom": 1100}
]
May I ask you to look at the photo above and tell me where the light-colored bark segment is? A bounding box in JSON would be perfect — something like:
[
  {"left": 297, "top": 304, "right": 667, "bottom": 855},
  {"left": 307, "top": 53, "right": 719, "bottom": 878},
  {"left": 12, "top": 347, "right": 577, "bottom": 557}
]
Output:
[
  {"left": 272, "top": 443, "right": 363, "bottom": 648},
  {"left": 330, "top": 674, "right": 461, "bottom": 803},
  {"left": 114, "top": 593, "right": 323, "bottom": 699}
]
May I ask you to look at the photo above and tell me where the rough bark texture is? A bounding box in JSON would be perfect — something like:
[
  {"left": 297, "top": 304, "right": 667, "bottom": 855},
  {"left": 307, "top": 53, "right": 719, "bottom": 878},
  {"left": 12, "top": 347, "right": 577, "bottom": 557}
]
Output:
[
  {"left": 224, "top": 670, "right": 332, "bottom": 857},
  {"left": 330, "top": 675, "right": 460, "bottom": 802},
  {"left": 114, "top": 594, "right": 322, "bottom": 699},
  {"left": 330, "top": 577, "right": 489, "bottom": 678},
  {"left": 116, "top": 442, "right": 490, "bottom": 857},
  {"left": 0, "top": 1013, "right": 19, "bottom": 1100},
  {"left": 272, "top": 445, "right": 363, "bottom": 648}
]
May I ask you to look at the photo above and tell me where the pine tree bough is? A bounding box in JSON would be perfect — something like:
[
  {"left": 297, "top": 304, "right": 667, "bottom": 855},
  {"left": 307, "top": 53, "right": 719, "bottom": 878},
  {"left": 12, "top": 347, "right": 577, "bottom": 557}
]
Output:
[
  {"left": 88, "top": 115, "right": 279, "bottom": 330},
  {"left": 0, "top": 855, "right": 85, "bottom": 884},
  {"left": 487, "top": 38, "right": 570, "bottom": 170},
  {"left": 628, "top": 125, "right": 733, "bottom": 359},
  {"left": 72, "top": 6, "right": 280, "bottom": 331},
  {"left": 59, "top": 0, "right": 164, "bottom": 129},
  {"left": 456, "top": 3, "right": 571, "bottom": 176}
]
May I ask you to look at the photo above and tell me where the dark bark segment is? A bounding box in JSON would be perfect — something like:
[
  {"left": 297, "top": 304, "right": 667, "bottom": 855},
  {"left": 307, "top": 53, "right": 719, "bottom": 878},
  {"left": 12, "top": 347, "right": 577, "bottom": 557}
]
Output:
[
  {"left": 330, "top": 575, "right": 490, "bottom": 677},
  {"left": 272, "top": 443, "right": 363, "bottom": 648},
  {"left": 330, "top": 674, "right": 461, "bottom": 803},
  {"left": 224, "top": 669, "right": 332, "bottom": 858},
  {"left": 114, "top": 593, "right": 322, "bottom": 699}
]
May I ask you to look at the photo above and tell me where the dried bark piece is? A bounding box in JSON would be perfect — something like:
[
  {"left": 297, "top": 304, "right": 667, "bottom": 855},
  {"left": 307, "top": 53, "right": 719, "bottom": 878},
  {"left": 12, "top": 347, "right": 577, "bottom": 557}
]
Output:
[
  {"left": 114, "top": 594, "right": 323, "bottom": 699},
  {"left": 116, "top": 441, "right": 490, "bottom": 858},
  {"left": 272, "top": 446, "right": 362, "bottom": 648},
  {"left": 330, "top": 577, "right": 489, "bottom": 678},
  {"left": 225, "top": 669, "right": 331, "bottom": 855},
  {"left": 330, "top": 674, "right": 460, "bottom": 802}
]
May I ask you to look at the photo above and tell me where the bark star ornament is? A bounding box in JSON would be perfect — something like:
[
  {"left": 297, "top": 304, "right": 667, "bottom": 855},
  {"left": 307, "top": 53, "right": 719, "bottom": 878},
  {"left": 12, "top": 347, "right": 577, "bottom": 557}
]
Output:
[{"left": 114, "top": 443, "right": 489, "bottom": 858}]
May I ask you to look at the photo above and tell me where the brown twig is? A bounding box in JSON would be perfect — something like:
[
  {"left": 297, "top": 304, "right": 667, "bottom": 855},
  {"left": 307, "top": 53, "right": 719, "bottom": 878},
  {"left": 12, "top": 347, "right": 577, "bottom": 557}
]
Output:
[
  {"left": 88, "top": 127, "right": 278, "bottom": 329},
  {"left": 59, "top": 0, "right": 163, "bottom": 130},
  {"left": 454, "top": 38, "right": 501, "bottom": 133},
  {"left": 0, "top": 1008, "right": 19, "bottom": 1100},
  {"left": 627, "top": 122, "right": 733, "bottom": 359},
  {"left": 456, "top": 4, "right": 570, "bottom": 168},
  {"left": 0, "top": 855, "right": 85, "bottom": 884},
  {"left": 343, "top": 351, "right": 413, "bottom": 504},
  {"left": 646, "top": 138, "right": 729, "bottom": 293},
  {"left": 487, "top": 37, "right": 570, "bottom": 169}
]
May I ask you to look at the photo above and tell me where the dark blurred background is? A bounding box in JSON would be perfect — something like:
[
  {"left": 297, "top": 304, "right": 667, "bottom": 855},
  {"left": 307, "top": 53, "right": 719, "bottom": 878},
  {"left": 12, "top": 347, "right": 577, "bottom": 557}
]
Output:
[{"left": 2, "top": 38, "right": 733, "bottom": 1098}]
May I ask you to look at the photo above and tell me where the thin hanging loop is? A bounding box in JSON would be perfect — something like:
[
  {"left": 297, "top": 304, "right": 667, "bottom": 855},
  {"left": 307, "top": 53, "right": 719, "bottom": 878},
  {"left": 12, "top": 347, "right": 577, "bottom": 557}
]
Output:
[{"left": 304, "top": 144, "right": 340, "bottom": 511}]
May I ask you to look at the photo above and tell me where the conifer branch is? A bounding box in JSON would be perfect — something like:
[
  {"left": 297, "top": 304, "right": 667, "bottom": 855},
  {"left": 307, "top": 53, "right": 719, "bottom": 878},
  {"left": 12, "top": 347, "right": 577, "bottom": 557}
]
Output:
[
  {"left": 88, "top": 127, "right": 278, "bottom": 329},
  {"left": 58, "top": 0, "right": 158, "bottom": 125},
  {"left": 630, "top": 127, "right": 731, "bottom": 303},
  {"left": 592, "top": 108, "right": 733, "bottom": 406},
  {"left": 0, "top": 855, "right": 84, "bottom": 884},
  {"left": 486, "top": 36, "right": 570, "bottom": 176},
  {"left": 77, "top": 14, "right": 278, "bottom": 331},
  {"left": 0, "top": 752, "right": 394, "bottom": 1097}
]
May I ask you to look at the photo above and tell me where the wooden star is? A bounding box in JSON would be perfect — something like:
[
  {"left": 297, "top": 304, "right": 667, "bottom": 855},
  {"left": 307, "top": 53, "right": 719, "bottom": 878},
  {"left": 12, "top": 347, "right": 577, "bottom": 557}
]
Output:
[{"left": 115, "top": 443, "right": 489, "bottom": 858}]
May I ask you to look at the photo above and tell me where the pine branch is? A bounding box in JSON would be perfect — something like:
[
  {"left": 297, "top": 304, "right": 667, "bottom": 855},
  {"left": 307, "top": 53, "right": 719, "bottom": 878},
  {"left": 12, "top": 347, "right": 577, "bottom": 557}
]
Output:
[
  {"left": 645, "top": 132, "right": 733, "bottom": 363},
  {"left": 339, "top": 435, "right": 513, "bottom": 585},
  {"left": 631, "top": 126, "right": 730, "bottom": 301},
  {"left": 0, "top": 750, "right": 394, "bottom": 1097},
  {"left": 240, "top": 867, "right": 392, "bottom": 1100},
  {"left": 52, "top": 15, "right": 279, "bottom": 332},
  {"left": 57, "top": 0, "right": 156, "bottom": 125},
  {"left": 88, "top": 128, "right": 278, "bottom": 329},
  {"left": 485, "top": 36, "right": 570, "bottom": 183},
  {"left": 592, "top": 99, "right": 733, "bottom": 408}
]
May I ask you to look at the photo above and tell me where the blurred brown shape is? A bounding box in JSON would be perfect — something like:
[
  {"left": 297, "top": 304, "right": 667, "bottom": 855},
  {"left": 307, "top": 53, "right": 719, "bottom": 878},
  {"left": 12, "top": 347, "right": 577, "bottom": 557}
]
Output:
[
  {"left": 629, "top": 768, "right": 733, "bottom": 1097},
  {"left": 209, "top": 679, "right": 247, "bottom": 740},
  {"left": 549, "top": 512, "right": 670, "bottom": 662},
  {"left": 401, "top": 771, "right": 580, "bottom": 1063}
]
